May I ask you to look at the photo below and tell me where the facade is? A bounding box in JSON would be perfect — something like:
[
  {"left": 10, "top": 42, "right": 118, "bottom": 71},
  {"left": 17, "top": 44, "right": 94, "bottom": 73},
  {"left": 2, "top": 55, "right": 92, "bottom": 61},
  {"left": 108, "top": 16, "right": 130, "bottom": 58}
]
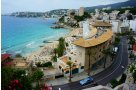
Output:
[
  {"left": 110, "top": 20, "right": 122, "bottom": 33},
  {"left": 78, "top": 7, "right": 84, "bottom": 16},
  {"left": 130, "top": 20, "right": 136, "bottom": 32},
  {"left": 57, "top": 56, "right": 84, "bottom": 76},
  {"left": 1, "top": 54, "right": 13, "bottom": 67},
  {"left": 110, "top": 10, "right": 120, "bottom": 20},
  {"left": 73, "top": 21, "right": 113, "bottom": 71},
  {"left": 67, "top": 9, "right": 73, "bottom": 16},
  {"left": 83, "top": 20, "right": 91, "bottom": 39},
  {"left": 64, "top": 16, "right": 70, "bottom": 23}
]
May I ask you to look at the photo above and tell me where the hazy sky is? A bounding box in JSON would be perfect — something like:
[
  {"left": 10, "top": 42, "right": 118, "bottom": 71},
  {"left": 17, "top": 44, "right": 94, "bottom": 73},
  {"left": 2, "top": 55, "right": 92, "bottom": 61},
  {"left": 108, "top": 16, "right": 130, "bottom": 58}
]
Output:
[{"left": 2, "top": 0, "right": 128, "bottom": 14}]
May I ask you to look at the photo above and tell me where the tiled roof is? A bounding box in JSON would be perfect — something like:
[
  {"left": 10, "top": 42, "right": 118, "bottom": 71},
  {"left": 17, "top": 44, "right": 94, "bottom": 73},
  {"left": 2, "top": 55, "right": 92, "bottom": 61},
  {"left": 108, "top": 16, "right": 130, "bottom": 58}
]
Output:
[
  {"left": 1, "top": 54, "right": 11, "bottom": 62},
  {"left": 92, "top": 21, "right": 112, "bottom": 27},
  {"left": 73, "top": 29, "right": 113, "bottom": 47}
]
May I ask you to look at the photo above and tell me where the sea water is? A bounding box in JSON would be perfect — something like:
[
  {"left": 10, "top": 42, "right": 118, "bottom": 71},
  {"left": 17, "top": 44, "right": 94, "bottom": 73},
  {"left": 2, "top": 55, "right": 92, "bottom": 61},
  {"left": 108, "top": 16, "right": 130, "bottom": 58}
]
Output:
[{"left": 1, "top": 16, "right": 69, "bottom": 56}]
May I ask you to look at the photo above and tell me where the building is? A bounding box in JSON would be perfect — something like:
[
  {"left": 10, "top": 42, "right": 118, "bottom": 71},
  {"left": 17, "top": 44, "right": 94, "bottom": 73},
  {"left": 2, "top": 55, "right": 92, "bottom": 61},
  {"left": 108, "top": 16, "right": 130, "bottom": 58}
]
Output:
[
  {"left": 83, "top": 20, "right": 91, "bottom": 39},
  {"left": 64, "top": 16, "right": 70, "bottom": 23},
  {"left": 102, "top": 12, "right": 110, "bottom": 21},
  {"left": 110, "top": 20, "right": 122, "bottom": 33},
  {"left": 79, "top": 7, "right": 84, "bottom": 16},
  {"left": 120, "top": 20, "right": 130, "bottom": 33},
  {"left": 110, "top": 10, "right": 120, "bottom": 20},
  {"left": 67, "top": 9, "right": 73, "bottom": 17},
  {"left": 130, "top": 20, "right": 136, "bottom": 33},
  {"left": 73, "top": 21, "right": 113, "bottom": 71},
  {"left": 1, "top": 54, "right": 13, "bottom": 67},
  {"left": 57, "top": 56, "right": 84, "bottom": 76}
]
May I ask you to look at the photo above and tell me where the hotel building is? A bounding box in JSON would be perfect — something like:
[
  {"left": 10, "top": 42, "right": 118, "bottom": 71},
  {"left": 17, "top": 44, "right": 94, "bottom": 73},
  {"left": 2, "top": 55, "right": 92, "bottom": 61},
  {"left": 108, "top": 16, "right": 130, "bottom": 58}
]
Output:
[
  {"left": 57, "top": 21, "right": 113, "bottom": 76},
  {"left": 79, "top": 7, "right": 84, "bottom": 16}
]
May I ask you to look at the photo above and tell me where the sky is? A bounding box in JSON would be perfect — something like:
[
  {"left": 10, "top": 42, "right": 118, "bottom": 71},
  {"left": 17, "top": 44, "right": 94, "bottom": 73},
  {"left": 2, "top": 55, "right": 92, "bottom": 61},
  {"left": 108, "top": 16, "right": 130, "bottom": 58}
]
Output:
[{"left": 1, "top": 0, "right": 128, "bottom": 14}]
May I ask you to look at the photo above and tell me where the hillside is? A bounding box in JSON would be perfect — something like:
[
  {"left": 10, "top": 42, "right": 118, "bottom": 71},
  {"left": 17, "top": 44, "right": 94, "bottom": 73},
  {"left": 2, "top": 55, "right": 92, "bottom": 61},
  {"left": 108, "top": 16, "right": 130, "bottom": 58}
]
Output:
[{"left": 85, "top": 0, "right": 136, "bottom": 12}]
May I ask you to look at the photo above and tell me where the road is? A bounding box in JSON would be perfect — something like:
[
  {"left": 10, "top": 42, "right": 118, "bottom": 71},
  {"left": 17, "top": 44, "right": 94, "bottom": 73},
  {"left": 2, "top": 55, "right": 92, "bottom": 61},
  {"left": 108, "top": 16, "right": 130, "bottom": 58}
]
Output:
[{"left": 52, "top": 36, "right": 128, "bottom": 90}]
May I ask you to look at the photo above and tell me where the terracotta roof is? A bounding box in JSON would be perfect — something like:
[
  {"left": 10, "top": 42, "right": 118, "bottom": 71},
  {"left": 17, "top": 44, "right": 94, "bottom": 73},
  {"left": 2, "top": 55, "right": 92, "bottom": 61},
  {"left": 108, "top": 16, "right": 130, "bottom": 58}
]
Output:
[
  {"left": 60, "top": 56, "right": 69, "bottom": 63},
  {"left": 1, "top": 54, "right": 11, "bottom": 62},
  {"left": 15, "top": 62, "right": 27, "bottom": 67},
  {"left": 88, "top": 27, "right": 97, "bottom": 38},
  {"left": 92, "top": 21, "right": 112, "bottom": 27},
  {"left": 133, "top": 44, "right": 136, "bottom": 51},
  {"left": 73, "top": 29, "right": 113, "bottom": 47}
]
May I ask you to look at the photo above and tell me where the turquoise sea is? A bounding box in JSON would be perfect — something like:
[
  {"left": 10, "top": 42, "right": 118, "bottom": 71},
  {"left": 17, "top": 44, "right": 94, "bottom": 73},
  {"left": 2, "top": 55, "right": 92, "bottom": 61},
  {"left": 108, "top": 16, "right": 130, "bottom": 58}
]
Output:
[{"left": 1, "top": 16, "right": 69, "bottom": 56}]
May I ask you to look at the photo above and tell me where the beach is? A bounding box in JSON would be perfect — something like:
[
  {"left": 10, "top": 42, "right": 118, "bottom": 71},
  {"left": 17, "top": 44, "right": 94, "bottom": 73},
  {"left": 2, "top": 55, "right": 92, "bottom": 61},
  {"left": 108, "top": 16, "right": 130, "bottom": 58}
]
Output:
[{"left": 26, "top": 27, "right": 82, "bottom": 62}]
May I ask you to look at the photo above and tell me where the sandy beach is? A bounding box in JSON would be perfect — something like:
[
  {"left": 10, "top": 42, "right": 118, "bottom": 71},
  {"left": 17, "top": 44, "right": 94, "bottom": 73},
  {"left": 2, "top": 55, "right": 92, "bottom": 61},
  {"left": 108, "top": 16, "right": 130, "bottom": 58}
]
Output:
[{"left": 26, "top": 28, "right": 82, "bottom": 63}]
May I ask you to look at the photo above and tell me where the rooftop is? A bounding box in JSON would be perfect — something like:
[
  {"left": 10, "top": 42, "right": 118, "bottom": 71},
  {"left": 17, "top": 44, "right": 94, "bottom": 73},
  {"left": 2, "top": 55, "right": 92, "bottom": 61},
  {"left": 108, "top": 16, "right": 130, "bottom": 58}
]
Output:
[
  {"left": 1, "top": 54, "right": 11, "bottom": 62},
  {"left": 92, "top": 21, "right": 112, "bottom": 27},
  {"left": 73, "top": 29, "right": 113, "bottom": 48}
]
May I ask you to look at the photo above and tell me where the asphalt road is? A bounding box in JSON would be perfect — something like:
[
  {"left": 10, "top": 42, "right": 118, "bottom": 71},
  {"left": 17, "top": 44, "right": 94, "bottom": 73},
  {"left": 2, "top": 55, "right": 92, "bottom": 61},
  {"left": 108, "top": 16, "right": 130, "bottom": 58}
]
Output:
[{"left": 52, "top": 36, "right": 128, "bottom": 90}]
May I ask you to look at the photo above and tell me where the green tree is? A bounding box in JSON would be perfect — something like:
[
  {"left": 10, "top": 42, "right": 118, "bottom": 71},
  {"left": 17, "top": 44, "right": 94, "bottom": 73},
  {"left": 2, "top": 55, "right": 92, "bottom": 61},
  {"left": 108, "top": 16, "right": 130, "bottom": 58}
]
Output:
[
  {"left": 118, "top": 74, "right": 127, "bottom": 84},
  {"left": 102, "top": 49, "right": 110, "bottom": 68},
  {"left": 13, "top": 69, "right": 26, "bottom": 79},
  {"left": 31, "top": 69, "right": 44, "bottom": 81},
  {"left": 52, "top": 48, "right": 58, "bottom": 62},
  {"left": 59, "top": 16, "right": 64, "bottom": 23},
  {"left": 16, "top": 53, "right": 22, "bottom": 57},
  {"left": 67, "top": 61, "right": 73, "bottom": 82},
  {"left": 57, "top": 37, "right": 65, "bottom": 57},
  {"left": 132, "top": 70, "right": 136, "bottom": 83},
  {"left": 87, "top": 48, "right": 95, "bottom": 76},
  {"left": 1, "top": 67, "right": 14, "bottom": 90},
  {"left": 110, "top": 79, "right": 119, "bottom": 88}
]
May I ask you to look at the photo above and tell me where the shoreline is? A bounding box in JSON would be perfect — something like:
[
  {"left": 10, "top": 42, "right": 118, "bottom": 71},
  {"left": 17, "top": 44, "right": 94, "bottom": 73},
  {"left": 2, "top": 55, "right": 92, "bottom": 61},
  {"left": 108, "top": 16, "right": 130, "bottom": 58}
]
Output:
[{"left": 26, "top": 26, "right": 82, "bottom": 62}]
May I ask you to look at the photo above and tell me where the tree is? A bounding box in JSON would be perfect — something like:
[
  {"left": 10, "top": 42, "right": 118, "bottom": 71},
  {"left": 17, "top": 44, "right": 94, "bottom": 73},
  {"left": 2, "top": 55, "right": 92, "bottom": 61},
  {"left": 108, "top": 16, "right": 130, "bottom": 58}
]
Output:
[
  {"left": 87, "top": 48, "right": 95, "bottom": 76},
  {"left": 59, "top": 16, "right": 64, "bottom": 23},
  {"left": 52, "top": 48, "right": 58, "bottom": 62},
  {"left": 110, "top": 79, "right": 119, "bottom": 88},
  {"left": 31, "top": 70, "right": 44, "bottom": 81},
  {"left": 13, "top": 69, "right": 26, "bottom": 79},
  {"left": 67, "top": 61, "right": 73, "bottom": 82},
  {"left": 70, "top": 12, "right": 75, "bottom": 16},
  {"left": 102, "top": 49, "right": 110, "bottom": 68},
  {"left": 16, "top": 53, "right": 22, "bottom": 57},
  {"left": 128, "top": 62, "right": 136, "bottom": 83},
  {"left": 118, "top": 74, "right": 127, "bottom": 84},
  {"left": 57, "top": 37, "right": 65, "bottom": 57},
  {"left": 1, "top": 67, "right": 14, "bottom": 90},
  {"left": 132, "top": 70, "right": 136, "bottom": 83}
]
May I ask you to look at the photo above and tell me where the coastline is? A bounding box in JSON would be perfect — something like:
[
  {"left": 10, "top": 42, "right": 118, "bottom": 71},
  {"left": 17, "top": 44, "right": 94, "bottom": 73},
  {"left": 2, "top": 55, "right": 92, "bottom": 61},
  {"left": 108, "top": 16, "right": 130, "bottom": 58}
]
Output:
[{"left": 26, "top": 26, "right": 82, "bottom": 62}]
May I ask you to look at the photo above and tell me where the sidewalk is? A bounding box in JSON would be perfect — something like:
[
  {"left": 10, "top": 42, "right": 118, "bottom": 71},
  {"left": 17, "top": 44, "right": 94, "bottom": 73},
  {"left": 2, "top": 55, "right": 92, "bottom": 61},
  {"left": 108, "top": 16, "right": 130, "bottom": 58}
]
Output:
[
  {"left": 45, "top": 58, "right": 113, "bottom": 86},
  {"left": 46, "top": 67, "right": 105, "bottom": 86}
]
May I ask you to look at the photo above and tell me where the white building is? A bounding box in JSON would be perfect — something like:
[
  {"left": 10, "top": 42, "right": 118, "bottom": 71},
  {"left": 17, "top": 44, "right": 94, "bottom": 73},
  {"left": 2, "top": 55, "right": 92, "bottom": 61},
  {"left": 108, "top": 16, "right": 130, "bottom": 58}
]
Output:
[
  {"left": 83, "top": 20, "right": 91, "bottom": 39},
  {"left": 64, "top": 16, "right": 70, "bottom": 23},
  {"left": 130, "top": 20, "right": 136, "bottom": 32},
  {"left": 110, "top": 10, "right": 120, "bottom": 20},
  {"left": 102, "top": 12, "right": 110, "bottom": 21},
  {"left": 110, "top": 20, "right": 122, "bottom": 33},
  {"left": 79, "top": 7, "right": 84, "bottom": 16}
]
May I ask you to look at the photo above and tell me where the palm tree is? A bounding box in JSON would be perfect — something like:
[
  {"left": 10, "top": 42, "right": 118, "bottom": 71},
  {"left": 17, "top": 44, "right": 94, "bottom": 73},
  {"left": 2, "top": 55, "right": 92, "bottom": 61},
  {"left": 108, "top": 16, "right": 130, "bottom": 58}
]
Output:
[
  {"left": 51, "top": 48, "right": 58, "bottom": 62},
  {"left": 102, "top": 49, "right": 110, "bottom": 68},
  {"left": 87, "top": 48, "right": 94, "bottom": 76},
  {"left": 66, "top": 61, "right": 73, "bottom": 82}
]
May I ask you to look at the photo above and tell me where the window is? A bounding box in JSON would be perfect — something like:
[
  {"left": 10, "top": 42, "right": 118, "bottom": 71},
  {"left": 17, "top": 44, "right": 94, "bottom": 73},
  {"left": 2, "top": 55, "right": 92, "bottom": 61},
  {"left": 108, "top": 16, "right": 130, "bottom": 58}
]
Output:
[
  {"left": 65, "top": 71, "right": 69, "bottom": 74},
  {"left": 62, "top": 69, "right": 64, "bottom": 72},
  {"left": 81, "top": 66, "right": 84, "bottom": 69},
  {"left": 59, "top": 66, "right": 62, "bottom": 69}
]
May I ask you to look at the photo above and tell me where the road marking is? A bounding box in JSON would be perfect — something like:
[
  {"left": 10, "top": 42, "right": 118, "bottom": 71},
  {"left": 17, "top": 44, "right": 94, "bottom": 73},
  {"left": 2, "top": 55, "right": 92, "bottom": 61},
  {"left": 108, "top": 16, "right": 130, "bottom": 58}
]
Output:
[
  {"left": 84, "top": 42, "right": 124, "bottom": 88},
  {"left": 96, "top": 42, "right": 123, "bottom": 82}
]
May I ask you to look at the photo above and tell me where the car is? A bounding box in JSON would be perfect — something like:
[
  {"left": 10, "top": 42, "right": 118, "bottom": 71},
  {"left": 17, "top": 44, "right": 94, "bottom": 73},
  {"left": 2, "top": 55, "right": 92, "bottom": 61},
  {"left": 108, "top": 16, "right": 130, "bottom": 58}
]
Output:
[
  {"left": 79, "top": 77, "right": 94, "bottom": 86},
  {"left": 121, "top": 66, "right": 124, "bottom": 69}
]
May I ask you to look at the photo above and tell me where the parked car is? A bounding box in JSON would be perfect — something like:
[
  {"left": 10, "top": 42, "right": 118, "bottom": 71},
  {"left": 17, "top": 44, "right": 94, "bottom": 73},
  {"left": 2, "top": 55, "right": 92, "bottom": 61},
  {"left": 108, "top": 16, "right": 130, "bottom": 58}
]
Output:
[{"left": 79, "top": 77, "right": 94, "bottom": 86}]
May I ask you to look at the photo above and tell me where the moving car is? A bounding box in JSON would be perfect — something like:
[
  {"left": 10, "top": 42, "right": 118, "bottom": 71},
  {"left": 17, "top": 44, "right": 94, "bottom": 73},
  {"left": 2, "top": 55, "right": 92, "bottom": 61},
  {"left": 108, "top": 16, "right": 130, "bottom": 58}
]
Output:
[{"left": 79, "top": 77, "right": 94, "bottom": 86}]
